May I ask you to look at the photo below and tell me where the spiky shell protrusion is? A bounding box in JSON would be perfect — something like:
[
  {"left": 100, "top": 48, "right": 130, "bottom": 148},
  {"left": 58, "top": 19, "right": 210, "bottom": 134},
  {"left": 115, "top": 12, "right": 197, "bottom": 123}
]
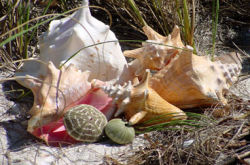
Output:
[
  {"left": 150, "top": 46, "right": 242, "bottom": 108},
  {"left": 63, "top": 104, "right": 107, "bottom": 142},
  {"left": 124, "top": 25, "right": 184, "bottom": 76},
  {"left": 102, "top": 70, "right": 187, "bottom": 125},
  {"left": 24, "top": 62, "right": 92, "bottom": 133},
  {"left": 105, "top": 118, "right": 135, "bottom": 145},
  {"left": 101, "top": 81, "right": 133, "bottom": 117}
]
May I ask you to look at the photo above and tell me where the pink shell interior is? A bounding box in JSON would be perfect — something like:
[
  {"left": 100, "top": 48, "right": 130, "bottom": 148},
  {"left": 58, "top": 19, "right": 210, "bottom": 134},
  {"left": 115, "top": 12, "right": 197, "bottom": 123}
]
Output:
[{"left": 32, "top": 87, "right": 113, "bottom": 146}]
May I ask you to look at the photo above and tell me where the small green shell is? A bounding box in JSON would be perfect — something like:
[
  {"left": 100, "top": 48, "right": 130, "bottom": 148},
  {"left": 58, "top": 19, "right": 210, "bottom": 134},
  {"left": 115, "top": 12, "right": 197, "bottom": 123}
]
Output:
[
  {"left": 63, "top": 104, "right": 107, "bottom": 142},
  {"left": 105, "top": 118, "right": 135, "bottom": 144}
]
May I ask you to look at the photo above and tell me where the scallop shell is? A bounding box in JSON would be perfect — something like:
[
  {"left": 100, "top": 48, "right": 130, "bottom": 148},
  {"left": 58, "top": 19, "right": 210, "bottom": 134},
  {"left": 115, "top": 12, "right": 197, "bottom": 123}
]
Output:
[
  {"left": 102, "top": 70, "right": 187, "bottom": 125},
  {"left": 105, "top": 118, "right": 135, "bottom": 144},
  {"left": 63, "top": 104, "right": 107, "bottom": 142},
  {"left": 150, "top": 46, "right": 242, "bottom": 108},
  {"left": 15, "top": 0, "right": 132, "bottom": 86},
  {"left": 124, "top": 25, "right": 184, "bottom": 76},
  {"left": 21, "top": 61, "right": 113, "bottom": 133}
]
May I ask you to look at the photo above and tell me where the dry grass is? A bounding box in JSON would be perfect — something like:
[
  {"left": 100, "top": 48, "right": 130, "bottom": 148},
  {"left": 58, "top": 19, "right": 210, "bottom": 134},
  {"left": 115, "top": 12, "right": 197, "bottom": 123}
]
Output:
[{"left": 105, "top": 93, "right": 250, "bottom": 165}]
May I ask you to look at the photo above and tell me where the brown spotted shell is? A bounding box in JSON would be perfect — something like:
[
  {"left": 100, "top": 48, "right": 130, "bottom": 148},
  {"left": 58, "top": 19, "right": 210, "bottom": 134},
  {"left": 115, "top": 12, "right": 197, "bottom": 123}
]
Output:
[
  {"left": 150, "top": 46, "right": 242, "bottom": 108},
  {"left": 63, "top": 104, "right": 107, "bottom": 142}
]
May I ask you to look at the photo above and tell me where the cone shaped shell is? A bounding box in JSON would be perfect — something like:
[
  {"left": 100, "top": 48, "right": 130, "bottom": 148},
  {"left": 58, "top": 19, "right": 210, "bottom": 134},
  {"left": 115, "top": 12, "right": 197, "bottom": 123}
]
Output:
[
  {"left": 150, "top": 46, "right": 242, "bottom": 108},
  {"left": 125, "top": 71, "right": 187, "bottom": 125}
]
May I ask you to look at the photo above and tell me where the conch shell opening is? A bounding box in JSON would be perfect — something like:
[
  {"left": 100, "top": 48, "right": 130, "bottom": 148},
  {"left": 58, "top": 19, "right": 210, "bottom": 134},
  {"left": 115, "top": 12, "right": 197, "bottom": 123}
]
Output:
[{"left": 22, "top": 62, "right": 113, "bottom": 145}]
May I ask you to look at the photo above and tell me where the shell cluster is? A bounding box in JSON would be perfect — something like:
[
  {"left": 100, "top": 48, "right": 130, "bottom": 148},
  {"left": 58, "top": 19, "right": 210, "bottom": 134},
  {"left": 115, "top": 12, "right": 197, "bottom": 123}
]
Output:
[
  {"left": 124, "top": 25, "right": 242, "bottom": 109},
  {"left": 63, "top": 104, "right": 107, "bottom": 142},
  {"left": 102, "top": 70, "right": 187, "bottom": 125},
  {"left": 13, "top": 0, "right": 242, "bottom": 146}
]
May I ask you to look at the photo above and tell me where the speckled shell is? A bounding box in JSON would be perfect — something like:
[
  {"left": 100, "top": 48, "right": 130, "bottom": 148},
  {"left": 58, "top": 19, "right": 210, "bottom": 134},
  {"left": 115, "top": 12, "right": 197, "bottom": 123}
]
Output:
[
  {"left": 105, "top": 118, "right": 135, "bottom": 144},
  {"left": 124, "top": 25, "right": 184, "bottom": 76},
  {"left": 15, "top": 0, "right": 133, "bottom": 85},
  {"left": 102, "top": 70, "right": 187, "bottom": 125},
  {"left": 150, "top": 46, "right": 242, "bottom": 108},
  {"left": 63, "top": 104, "right": 107, "bottom": 142}
]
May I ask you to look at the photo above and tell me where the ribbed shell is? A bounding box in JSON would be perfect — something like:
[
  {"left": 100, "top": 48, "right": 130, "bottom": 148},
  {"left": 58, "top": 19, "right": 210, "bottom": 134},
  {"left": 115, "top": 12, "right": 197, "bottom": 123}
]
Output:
[
  {"left": 63, "top": 104, "right": 107, "bottom": 142},
  {"left": 105, "top": 118, "right": 135, "bottom": 144}
]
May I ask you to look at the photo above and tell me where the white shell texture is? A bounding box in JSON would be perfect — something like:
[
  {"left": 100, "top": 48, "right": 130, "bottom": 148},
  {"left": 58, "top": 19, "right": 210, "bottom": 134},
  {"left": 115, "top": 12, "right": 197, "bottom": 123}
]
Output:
[
  {"left": 101, "top": 81, "right": 133, "bottom": 117},
  {"left": 16, "top": 0, "right": 132, "bottom": 87}
]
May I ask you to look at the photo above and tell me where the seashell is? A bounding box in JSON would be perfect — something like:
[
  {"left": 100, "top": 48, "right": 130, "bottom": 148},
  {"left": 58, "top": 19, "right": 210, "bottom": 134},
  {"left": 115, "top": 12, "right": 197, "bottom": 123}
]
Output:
[
  {"left": 102, "top": 70, "right": 187, "bottom": 125},
  {"left": 63, "top": 104, "right": 107, "bottom": 142},
  {"left": 15, "top": 0, "right": 132, "bottom": 86},
  {"left": 105, "top": 118, "right": 135, "bottom": 144},
  {"left": 124, "top": 25, "right": 184, "bottom": 76},
  {"left": 21, "top": 61, "right": 113, "bottom": 134},
  {"left": 150, "top": 46, "right": 242, "bottom": 108}
]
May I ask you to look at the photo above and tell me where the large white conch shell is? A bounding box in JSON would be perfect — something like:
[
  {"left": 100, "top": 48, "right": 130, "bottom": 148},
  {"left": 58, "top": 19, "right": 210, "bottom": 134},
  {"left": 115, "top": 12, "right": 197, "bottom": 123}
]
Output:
[{"left": 16, "top": 0, "right": 132, "bottom": 87}]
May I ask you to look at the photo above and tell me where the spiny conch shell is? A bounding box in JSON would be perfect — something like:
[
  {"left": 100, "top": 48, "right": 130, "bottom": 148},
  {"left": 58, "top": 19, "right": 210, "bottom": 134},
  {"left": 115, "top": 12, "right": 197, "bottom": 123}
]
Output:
[
  {"left": 150, "top": 46, "right": 242, "bottom": 109},
  {"left": 15, "top": 0, "right": 132, "bottom": 85},
  {"left": 105, "top": 118, "right": 135, "bottom": 145},
  {"left": 102, "top": 70, "right": 187, "bottom": 125},
  {"left": 23, "top": 61, "right": 112, "bottom": 135},
  {"left": 63, "top": 104, "right": 107, "bottom": 142},
  {"left": 124, "top": 25, "right": 184, "bottom": 76}
]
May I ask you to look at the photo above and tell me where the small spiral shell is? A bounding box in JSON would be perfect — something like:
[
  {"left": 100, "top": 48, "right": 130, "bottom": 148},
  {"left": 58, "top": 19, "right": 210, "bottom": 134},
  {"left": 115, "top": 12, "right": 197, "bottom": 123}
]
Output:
[
  {"left": 63, "top": 104, "right": 107, "bottom": 142},
  {"left": 105, "top": 118, "right": 135, "bottom": 144}
]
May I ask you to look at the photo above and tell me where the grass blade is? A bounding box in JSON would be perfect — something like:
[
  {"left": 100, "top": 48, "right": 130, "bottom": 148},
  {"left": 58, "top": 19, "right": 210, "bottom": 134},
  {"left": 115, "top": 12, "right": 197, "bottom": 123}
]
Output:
[
  {"left": 127, "top": 0, "right": 147, "bottom": 26},
  {"left": 211, "top": 0, "right": 219, "bottom": 61}
]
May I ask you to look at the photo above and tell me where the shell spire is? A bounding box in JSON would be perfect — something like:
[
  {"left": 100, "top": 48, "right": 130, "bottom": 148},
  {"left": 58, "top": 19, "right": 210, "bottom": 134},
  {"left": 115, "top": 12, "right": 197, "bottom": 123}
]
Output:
[{"left": 124, "top": 25, "right": 184, "bottom": 76}]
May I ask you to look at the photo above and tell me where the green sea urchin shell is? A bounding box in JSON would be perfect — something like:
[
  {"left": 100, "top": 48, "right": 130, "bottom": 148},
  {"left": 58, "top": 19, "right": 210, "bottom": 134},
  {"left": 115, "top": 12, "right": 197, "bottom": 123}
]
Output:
[
  {"left": 105, "top": 118, "right": 135, "bottom": 144},
  {"left": 63, "top": 104, "right": 107, "bottom": 142}
]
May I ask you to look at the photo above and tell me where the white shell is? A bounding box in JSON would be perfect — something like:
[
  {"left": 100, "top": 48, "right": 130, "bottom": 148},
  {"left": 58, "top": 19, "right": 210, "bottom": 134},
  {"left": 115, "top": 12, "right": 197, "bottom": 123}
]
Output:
[{"left": 16, "top": 0, "right": 132, "bottom": 87}]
